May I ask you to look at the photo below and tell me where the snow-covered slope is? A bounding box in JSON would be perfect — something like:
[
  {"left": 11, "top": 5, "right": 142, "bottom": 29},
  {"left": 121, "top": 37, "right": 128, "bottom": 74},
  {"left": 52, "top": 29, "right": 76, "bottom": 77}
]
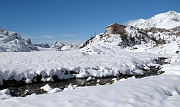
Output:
[
  {"left": 61, "top": 43, "right": 80, "bottom": 51},
  {"left": 0, "top": 28, "right": 33, "bottom": 52},
  {"left": 80, "top": 33, "right": 124, "bottom": 54},
  {"left": 81, "top": 25, "right": 179, "bottom": 55},
  {"left": 128, "top": 11, "right": 180, "bottom": 29},
  {"left": 1, "top": 11, "right": 180, "bottom": 107}
]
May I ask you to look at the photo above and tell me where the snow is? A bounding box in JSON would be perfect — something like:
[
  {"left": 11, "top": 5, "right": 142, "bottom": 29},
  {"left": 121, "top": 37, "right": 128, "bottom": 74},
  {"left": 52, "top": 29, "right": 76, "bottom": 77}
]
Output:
[
  {"left": 35, "top": 43, "right": 50, "bottom": 48},
  {"left": 112, "top": 78, "right": 118, "bottom": 83},
  {"left": 97, "top": 79, "right": 100, "bottom": 83},
  {"left": 63, "top": 84, "right": 77, "bottom": 91},
  {"left": 161, "top": 54, "right": 180, "bottom": 75},
  {"left": 41, "top": 84, "right": 62, "bottom": 93},
  {"left": 25, "top": 79, "right": 32, "bottom": 84},
  {"left": 0, "top": 11, "right": 180, "bottom": 107},
  {"left": 0, "top": 75, "right": 180, "bottom": 107},
  {"left": 0, "top": 89, "right": 10, "bottom": 94},
  {"left": 40, "top": 84, "right": 53, "bottom": 92},
  {"left": 41, "top": 77, "right": 54, "bottom": 82},
  {"left": 0, "top": 28, "right": 34, "bottom": 52},
  {"left": 47, "top": 88, "right": 62, "bottom": 94},
  {"left": 0, "top": 50, "right": 164, "bottom": 85},
  {"left": 128, "top": 11, "right": 180, "bottom": 29},
  {"left": 0, "top": 89, "right": 11, "bottom": 100},
  {"left": 0, "top": 44, "right": 179, "bottom": 106}
]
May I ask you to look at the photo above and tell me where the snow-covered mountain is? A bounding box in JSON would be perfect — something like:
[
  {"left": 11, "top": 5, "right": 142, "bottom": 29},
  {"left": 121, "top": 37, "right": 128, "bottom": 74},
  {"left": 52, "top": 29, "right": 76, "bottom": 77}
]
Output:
[
  {"left": 79, "top": 11, "right": 180, "bottom": 55},
  {"left": 36, "top": 42, "right": 80, "bottom": 51},
  {"left": 0, "top": 28, "right": 36, "bottom": 52},
  {"left": 128, "top": 11, "right": 180, "bottom": 29},
  {"left": 35, "top": 43, "right": 51, "bottom": 48},
  {"left": 80, "top": 26, "right": 179, "bottom": 54},
  {"left": 61, "top": 43, "right": 79, "bottom": 51},
  {"left": 0, "top": 11, "right": 180, "bottom": 107}
]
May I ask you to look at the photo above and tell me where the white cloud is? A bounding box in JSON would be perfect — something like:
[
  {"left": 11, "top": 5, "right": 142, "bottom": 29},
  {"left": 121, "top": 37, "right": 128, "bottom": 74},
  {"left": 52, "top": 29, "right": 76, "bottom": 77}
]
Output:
[
  {"left": 21, "top": 34, "right": 54, "bottom": 39},
  {"left": 41, "top": 35, "right": 55, "bottom": 39},
  {"left": 21, "top": 35, "right": 39, "bottom": 39},
  {"left": 59, "top": 34, "right": 76, "bottom": 37},
  {"left": 123, "top": 19, "right": 139, "bottom": 25}
]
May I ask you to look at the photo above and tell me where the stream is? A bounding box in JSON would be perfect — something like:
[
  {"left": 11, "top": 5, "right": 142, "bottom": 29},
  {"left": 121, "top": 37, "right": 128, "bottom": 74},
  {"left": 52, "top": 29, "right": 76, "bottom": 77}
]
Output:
[{"left": 2, "top": 57, "right": 169, "bottom": 97}]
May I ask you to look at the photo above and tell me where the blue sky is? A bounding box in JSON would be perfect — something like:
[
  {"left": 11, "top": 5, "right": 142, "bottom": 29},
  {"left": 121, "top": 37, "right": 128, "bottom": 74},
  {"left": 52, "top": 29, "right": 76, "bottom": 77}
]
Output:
[{"left": 0, "top": 0, "right": 179, "bottom": 44}]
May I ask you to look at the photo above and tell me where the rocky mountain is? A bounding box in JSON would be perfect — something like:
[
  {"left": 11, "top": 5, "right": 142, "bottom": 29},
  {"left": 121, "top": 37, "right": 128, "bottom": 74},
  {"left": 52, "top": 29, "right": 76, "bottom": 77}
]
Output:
[
  {"left": 35, "top": 43, "right": 51, "bottom": 48},
  {"left": 0, "top": 28, "right": 37, "bottom": 52},
  {"left": 128, "top": 11, "right": 180, "bottom": 29}
]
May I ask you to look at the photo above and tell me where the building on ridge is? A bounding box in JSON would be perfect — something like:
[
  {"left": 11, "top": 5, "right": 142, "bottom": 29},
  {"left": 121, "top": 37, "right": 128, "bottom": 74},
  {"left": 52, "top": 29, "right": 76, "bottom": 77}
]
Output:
[{"left": 106, "top": 23, "right": 125, "bottom": 34}]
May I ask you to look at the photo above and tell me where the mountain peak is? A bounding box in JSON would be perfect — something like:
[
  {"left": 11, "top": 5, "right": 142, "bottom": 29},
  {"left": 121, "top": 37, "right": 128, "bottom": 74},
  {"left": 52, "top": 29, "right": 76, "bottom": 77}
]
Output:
[
  {"left": 128, "top": 11, "right": 180, "bottom": 29},
  {"left": 166, "top": 10, "right": 178, "bottom": 15}
]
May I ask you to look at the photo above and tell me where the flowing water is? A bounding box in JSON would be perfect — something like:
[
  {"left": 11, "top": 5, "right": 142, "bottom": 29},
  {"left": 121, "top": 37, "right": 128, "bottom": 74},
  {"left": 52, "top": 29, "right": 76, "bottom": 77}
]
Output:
[{"left": 2, "top": 57, "right": 168, "bottom": 97}]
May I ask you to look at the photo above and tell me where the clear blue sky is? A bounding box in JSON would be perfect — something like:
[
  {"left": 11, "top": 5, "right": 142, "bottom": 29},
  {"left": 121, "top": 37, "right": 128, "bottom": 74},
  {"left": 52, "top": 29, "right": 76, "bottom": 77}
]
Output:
[{"left": 0, "top": 0, "right": 179, "bottom": 44}]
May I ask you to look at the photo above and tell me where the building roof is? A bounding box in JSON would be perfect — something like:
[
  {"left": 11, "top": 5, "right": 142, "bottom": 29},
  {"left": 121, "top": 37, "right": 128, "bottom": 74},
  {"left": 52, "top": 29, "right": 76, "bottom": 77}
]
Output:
[{"left": 106, "top": 23, "right": 124, "bottom": 28}]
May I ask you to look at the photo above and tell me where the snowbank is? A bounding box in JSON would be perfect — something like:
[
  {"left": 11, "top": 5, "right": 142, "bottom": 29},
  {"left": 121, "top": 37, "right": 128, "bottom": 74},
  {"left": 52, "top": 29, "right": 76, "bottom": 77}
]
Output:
[
  {"left": 0, "top": 75, "right": 180, "bottom": 107},
  {"left": 162, "top": 55, "right": 180, "bottom": 75},
  {"left": 0, "top": 11, "right": 179, "bottom": 107},
  {"left": 0, "top": 89, "right": 11, "bottom": 100},
  {"left": 0, "top": 49, "right": 164, "bottom": 86}
]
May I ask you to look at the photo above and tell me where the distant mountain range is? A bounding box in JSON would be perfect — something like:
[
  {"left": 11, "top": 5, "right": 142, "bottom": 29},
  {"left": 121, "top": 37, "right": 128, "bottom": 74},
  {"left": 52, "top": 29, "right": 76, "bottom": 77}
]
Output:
[{"left": 0, "top": 11, "right": 179, "bottom": 52}]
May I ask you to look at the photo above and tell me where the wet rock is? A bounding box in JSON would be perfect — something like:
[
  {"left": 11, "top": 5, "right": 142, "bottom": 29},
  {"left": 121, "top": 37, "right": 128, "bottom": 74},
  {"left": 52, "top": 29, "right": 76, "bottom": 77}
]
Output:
[
  {"left": 0, "top": 89, "right": 10, "bottom": 94},
  {"left": 87, "top": 77, "right": 95, "bottom": 81},
  {"left": 21, "top": 90, "right": 30, "bottom": 97},
  {"left": 143, "top": 66, "right": 150, "bottom": 72},
  {"left": 25, "top": 79, "right": 32, "bottom": 84},
  {"left": 0, "top": 76, "right": 3, "bottom": 86}
]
